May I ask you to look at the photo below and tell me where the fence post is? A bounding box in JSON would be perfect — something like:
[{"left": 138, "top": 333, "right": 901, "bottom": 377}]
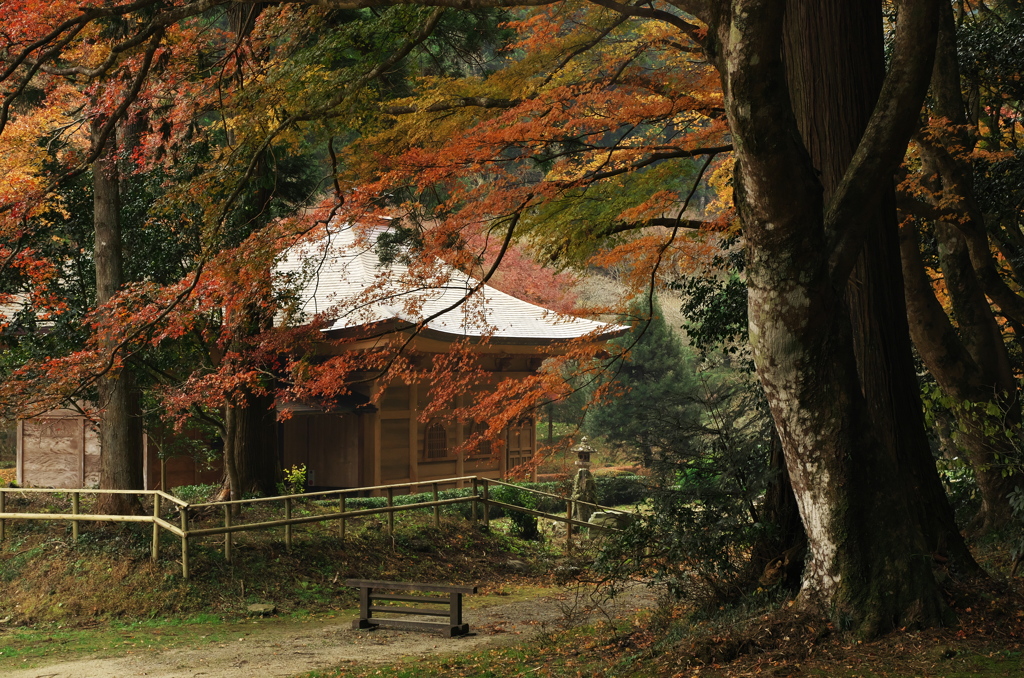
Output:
[
  {"left": 285, "top": 498, "right": 293, "bottom": 551},
  {"left": 0, "top": 490, "right": 6, "bottom": 542},
  {"left": 180, "top": 506, "right": 190, "bottom": 580},
  {"left": 432, "top": 483, "right": 440, "bottom": 528},
  {"left": 471, "top": 478, "right": 478, "bottom": 523},
  {"left": 151, "top": 494, "right": 160, "bottom": 562},
  {"left": 339, "top": 494, "right": 346, "bottom": 541},
  {"left": 386, "top": 488, "right": 394, "bottom": 536},
  {"left": 565, "top": 499, "right": 573, "bottom": 547},
  {"left": 223, "top": 504, "right": 232, "bottom": 563},
  {"left": 482, "top": 479, "right": 490, "bottom": 531},
  {"left": 71, "top": 493, "right": 79, "bottom": 542}
]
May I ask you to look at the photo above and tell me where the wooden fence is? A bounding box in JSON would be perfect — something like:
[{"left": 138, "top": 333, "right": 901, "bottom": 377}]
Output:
[{"left": 0, "top": 476, "right": 634, "bottom": 579}]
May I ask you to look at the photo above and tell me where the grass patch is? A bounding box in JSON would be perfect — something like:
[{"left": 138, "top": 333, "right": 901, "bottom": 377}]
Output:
[{"left": 0, "top": 499, "right": 557, "bottom": 627}]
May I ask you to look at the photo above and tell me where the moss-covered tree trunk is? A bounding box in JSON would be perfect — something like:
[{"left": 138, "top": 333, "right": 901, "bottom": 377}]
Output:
[{"left": 708, "top": 0, "right": 950, "bottom": 634}]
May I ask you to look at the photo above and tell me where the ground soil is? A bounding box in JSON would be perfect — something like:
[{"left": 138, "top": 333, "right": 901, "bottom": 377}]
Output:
[{"left": 2, "top": 582, "right": 658, "bottom": 678}]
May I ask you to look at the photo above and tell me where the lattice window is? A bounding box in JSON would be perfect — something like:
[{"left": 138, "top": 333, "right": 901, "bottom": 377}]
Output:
[
  {"left": 425, "top": 421, "right": 448, "bottom": 459},
  {"left": 465, "top": 420, "right": 493, "bottom": 458}
]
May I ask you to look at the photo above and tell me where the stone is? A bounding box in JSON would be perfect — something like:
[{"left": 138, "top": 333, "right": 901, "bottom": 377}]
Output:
[
  {"left": 247, "top": 603, "right": 277, "bottom": 616},
  {"left": 588, "top": 511, "right": 636, "bottom": 530}
]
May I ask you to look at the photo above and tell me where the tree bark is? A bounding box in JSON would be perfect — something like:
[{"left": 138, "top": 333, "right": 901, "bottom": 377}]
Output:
[
  {"left": 92, "top": 123, "right": 143, "bottom": 515},
  {"left": 783, "top": 0, "right": 975, "bottom": 570},
  {"left": 226, "top": 388, "right": 279, "bottom": 498}
]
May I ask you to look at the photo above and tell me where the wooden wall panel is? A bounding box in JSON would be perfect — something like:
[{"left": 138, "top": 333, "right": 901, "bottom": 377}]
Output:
[
  {"left": 465, "top": 457, "right": 499, "bottom": 473},
  {"left": 418, "top": 460, "right": 458, "bottom": 479},
  {"left": 147, "top": 455, "right": 223, "bottom": 491},
  {"left": 281, "top": 417, "right": 310, "bottom": 471},
  {"left": 308, "top": 415, "right": 358, "bottom": 487},
  {"left": 282, "top": 414, "right": 361, "bottom": 488},
  {"left": 21, "top": 418, "right": 82, "bottom": 488},
  {"left": 380, "top": 386, "right": 410, "bottom": 412},
  {"left": 380, "top": 419, "right": 410, "bottom": 482}
]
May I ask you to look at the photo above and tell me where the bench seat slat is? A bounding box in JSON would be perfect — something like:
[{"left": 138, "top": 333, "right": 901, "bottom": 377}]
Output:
[
  {"left": 368, "top": 605, "right": 451, "bottom": 617},
  {"left": 370, "top": 593, "right": 446, "bottom": 603},
  {"left": 346, "top": 579, "right": 477, "bottom": 594},
  {"left": 360, "top": 619, "right": 470, "bottom": 637}
]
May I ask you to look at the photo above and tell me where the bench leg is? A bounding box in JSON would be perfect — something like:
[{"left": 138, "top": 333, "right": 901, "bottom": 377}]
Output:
[
  {"left": 449, "top": 592, "right": 469, "bottom": 636},
  {"left": 351, "top": 586, "right": 375, "bottom": 630}
]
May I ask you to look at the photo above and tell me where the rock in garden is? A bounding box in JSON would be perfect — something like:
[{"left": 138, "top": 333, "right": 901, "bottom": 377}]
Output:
[{"left": 247, "top": 603, "right": 277, "bottom": 616}]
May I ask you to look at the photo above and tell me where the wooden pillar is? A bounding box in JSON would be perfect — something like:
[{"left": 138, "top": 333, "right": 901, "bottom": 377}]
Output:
[
  {"left": 15, "top": 420, "right": 23, "bottom": 488},
  {"left": 409, "top": 384, "right": 419, "bottom": 489},
  {"left": 432, "top": 482, "right": 440, "bottom": 528},
  {"left": 180, "top": 507, "right": 190, "bottom": 580},
  {"left": 386, "top": 487, "right": 394, "bottom": 535},
  {"left": 78, "top": 417, "right": 86, "bottom": 488},
  {"left": 455, "top": 393, "right": 466, "bottom": 486},
  {"left": 339, "top": 493, "right": 346, "bottom": 540},
  {"left": 223, "top": 504, "right": 232, "bottom": 562},
  {"left": 482, "top": 479, "right": 489, "bottom": 530},
  {"left": 371, "top": 391, "right": 382, "bottom": 488},
  {"left": 71, "top": 493, "right": 79, "bottom": 541},
  {"left": 284, "top": 497, "right": 292, "bottom": 551},
  {"left": 151, "top": 493, "right": 160, "bottom": 561}
]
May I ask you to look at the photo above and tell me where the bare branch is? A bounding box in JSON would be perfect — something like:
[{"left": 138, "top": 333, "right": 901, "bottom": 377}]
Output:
[{"left": 559, "top": 144, "right": 732, "bottom": 184}]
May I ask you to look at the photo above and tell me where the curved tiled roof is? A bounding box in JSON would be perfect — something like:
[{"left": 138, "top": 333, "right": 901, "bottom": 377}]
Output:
[{"left": 276, "top": 224, "right": 626, "bottom": 344}]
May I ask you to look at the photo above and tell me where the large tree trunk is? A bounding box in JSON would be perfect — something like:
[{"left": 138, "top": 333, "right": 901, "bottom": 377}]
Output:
[
  {"left": 225, "top": 388, "right": 279, "bottom": 498},
  {"left": 783, "top": 0, "right": 975, "bottom": 570},
  {"left": 92, "top": 123, "right": 143, "bottom": 515},
  {"left": 710, "top": 0, "right": 949, "bottom": 634}
]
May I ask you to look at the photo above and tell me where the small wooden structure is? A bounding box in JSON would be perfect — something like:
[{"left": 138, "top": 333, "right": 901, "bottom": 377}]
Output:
[
  {"left": 275, "top": 223, "right": 626, "bottom": 493},
  {"left": 16, "top": 409, "right": 220, "bottom": 491},
  {"left": 347, "top": 579, "right": 478, "bottom": 636},
  {"left": 17, "top": 410, "right": 100, "bottom": 488}
]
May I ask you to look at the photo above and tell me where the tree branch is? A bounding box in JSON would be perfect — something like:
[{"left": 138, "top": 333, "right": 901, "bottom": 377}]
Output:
[
  {"left": 383, "top": 96, "right": 519, "bottom": 115},
  {"left": 585, "top": 0, "right": 705, "bottom": 43},
  {"left": 601, "top": 217, "right": 706, "bottom": 236},
  {"left": 557, "top": 144, "right": 732, "bottom": 185}
]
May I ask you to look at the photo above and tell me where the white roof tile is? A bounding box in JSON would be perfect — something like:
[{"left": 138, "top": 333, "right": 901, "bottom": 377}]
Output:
[{"left": 276, "top": 225, "right": 625, "bottom": 344}]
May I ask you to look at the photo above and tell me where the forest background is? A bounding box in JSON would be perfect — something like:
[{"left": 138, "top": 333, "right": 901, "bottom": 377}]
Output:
[{"left": 1, "top": 0, "right": 1024, "bottom": 641}]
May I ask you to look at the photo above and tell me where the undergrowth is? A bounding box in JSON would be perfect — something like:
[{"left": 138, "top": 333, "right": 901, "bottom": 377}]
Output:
[{"left": 0, "top": 511, "right": 554, "bottom": 626}]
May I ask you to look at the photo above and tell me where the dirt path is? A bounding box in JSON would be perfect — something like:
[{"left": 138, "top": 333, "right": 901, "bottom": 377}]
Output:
[{"left": 6, "top": 584, "right": 658, "bottom": 678}]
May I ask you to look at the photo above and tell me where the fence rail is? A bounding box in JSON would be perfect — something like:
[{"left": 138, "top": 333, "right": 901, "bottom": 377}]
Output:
[{"left": 0, "top": 476, "right": 636, "bottom": 579}]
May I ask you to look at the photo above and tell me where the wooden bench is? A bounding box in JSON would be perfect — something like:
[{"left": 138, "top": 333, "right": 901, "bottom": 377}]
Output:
[{"left": 346, "top": 579, "right": 478, "bottom": 637}]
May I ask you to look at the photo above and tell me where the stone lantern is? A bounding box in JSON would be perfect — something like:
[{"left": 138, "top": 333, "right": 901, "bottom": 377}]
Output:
[
  {"left": 571, "top": 437, "right": 597, "bottom": 525},
  {"left": 573, "top": 437, "right": 594, "bottom": 468}
]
